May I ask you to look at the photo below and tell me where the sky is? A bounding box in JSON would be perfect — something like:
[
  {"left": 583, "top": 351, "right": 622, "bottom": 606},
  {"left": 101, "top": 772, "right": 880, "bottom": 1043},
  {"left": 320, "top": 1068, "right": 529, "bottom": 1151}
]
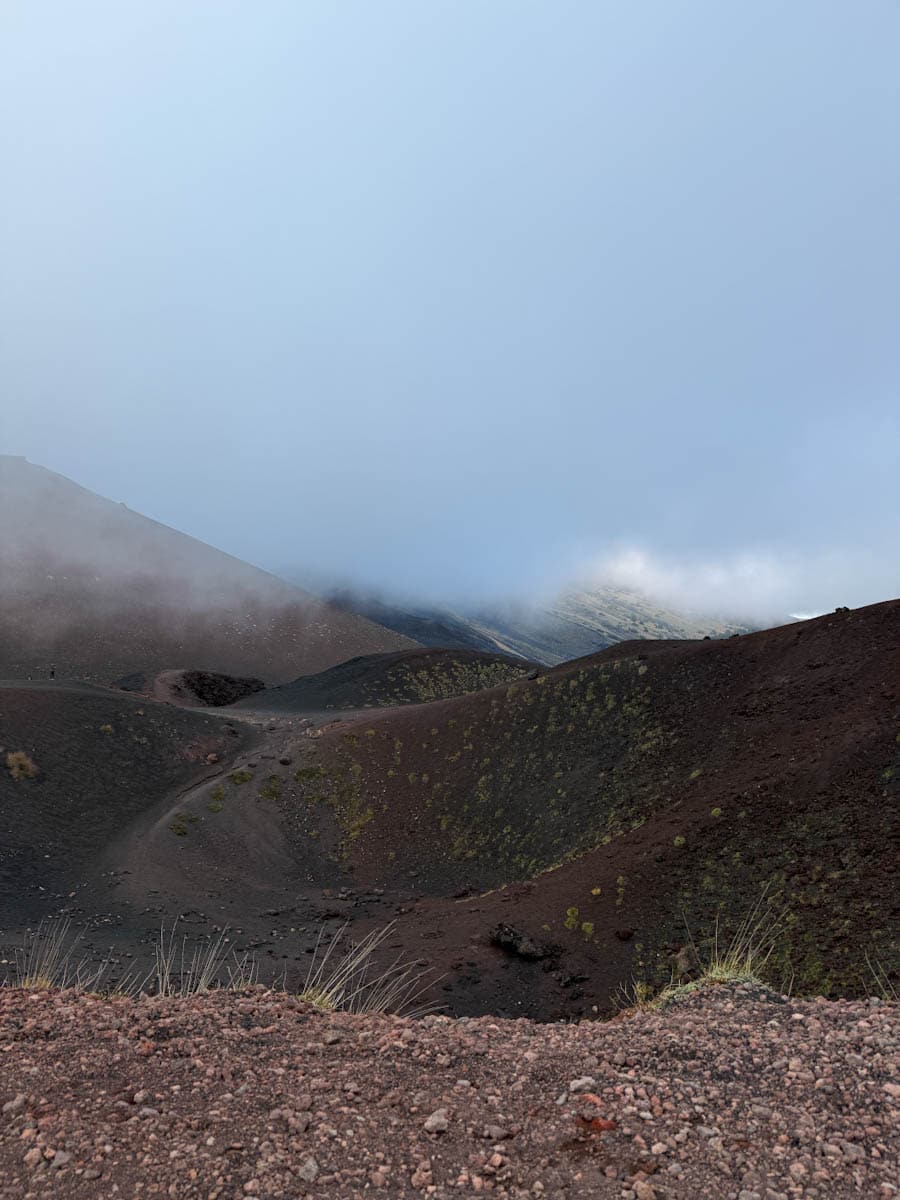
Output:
[{"left": 2, "top": 1, "right": 899, "bottom": 620}]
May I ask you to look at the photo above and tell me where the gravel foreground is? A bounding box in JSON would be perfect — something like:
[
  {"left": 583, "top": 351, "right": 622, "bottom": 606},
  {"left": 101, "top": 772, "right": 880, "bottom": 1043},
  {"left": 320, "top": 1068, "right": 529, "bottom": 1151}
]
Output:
[{"left": 0, "top": 984, "right": 896, "bottom": 1200}]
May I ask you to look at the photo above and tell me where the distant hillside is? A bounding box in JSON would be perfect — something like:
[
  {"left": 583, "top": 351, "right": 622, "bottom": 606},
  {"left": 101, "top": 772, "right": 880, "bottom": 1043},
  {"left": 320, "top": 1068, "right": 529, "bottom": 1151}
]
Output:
[
  {"left": 329, "top": 585, "right": 752, "bottom": 665},
  {"left": 0, "top": 457, "right": 416, "bottom": 684},
  {"left": 234, "top": 647, "right": 535, "bottom": 713}
]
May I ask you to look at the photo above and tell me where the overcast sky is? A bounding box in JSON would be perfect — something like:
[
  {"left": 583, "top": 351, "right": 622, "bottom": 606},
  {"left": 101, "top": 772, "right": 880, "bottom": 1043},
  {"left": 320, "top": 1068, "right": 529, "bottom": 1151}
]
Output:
[{"left": 2, "top": 1, "right": 898, "bottom": 618}]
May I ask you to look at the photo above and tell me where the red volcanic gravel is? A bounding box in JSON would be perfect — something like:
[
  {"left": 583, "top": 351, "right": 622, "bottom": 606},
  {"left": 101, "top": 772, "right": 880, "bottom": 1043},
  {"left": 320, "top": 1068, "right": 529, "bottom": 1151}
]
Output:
[{"left": 0, "top": 983, "right": 897, "bottom": 1199}]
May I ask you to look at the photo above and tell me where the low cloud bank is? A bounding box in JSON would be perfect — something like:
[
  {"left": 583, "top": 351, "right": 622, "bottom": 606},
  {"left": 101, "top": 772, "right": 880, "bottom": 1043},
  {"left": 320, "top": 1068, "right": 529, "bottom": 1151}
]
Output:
[{"left": 582, "top": 546, "right": 896, "bottom": 625}]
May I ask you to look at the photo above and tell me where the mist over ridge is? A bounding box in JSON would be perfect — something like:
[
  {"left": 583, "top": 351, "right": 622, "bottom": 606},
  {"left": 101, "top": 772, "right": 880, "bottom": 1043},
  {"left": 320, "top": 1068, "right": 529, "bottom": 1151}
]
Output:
[{"left": 2, "top": 2, "right": 898, "bottom": 619}]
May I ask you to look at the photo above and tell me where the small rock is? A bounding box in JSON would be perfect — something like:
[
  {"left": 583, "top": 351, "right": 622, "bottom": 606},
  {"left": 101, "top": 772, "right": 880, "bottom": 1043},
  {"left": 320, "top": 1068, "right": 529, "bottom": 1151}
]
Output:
[
  {"left": 296, "top": 1157, "right": 319, "bottom": 1183},
  {"left": 424, "top": 1107, "right": 449, "bottom": 1134},
  {"left": 569, "top": 1076, "right": 597, "bottom": 1094}
]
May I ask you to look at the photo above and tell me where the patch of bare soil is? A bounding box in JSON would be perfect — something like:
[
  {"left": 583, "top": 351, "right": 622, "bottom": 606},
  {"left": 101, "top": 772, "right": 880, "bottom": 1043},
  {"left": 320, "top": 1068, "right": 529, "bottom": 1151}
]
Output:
[{"left": 0, "top": 984, "right": 896, "bottom": 1199}]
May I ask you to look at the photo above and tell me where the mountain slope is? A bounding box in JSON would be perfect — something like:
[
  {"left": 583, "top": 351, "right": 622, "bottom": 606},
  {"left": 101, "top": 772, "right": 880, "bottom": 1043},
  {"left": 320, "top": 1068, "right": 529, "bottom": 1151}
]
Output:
[
  {"left": 277, "top": 600, "right": 899, "bottom": 1006},
  {"left": 0, "top": 679, "right": 259, "bottom": 919},
  {"left": 0, "top": 457, "right": 416, "bottom": 684},
  {"left": 328, "top": 585, "right": 751, "bottom": 665}
]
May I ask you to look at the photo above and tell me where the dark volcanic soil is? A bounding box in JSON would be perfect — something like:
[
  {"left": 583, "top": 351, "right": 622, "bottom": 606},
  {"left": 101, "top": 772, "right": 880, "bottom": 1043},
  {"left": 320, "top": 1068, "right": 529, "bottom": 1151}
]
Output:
[
  {"left": 0, "top": 984, "right": 897, "bottom": 1199},
  {"left": 0, "top": 680, "right": 258, "bottom": 926},
  {"left": 118, "top": 669, "right": 267, "bottom": 708},
  {"left": 235, "top": 648, "right": 534, "bottom": 713},
  {"left": 277, "top": 601, "right": 899, "bottom": 1008},
  {"left": 1, "top": 604, "right": 898, "bottom": 1021}
]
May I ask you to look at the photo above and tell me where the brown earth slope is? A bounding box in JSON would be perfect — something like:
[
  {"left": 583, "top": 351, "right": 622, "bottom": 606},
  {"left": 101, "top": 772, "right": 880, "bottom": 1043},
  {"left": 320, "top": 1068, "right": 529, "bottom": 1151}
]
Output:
[
  {"left": 0, "top": 984, "right": 896, "bottom": 1199},
  {"left": 274, "top": 601, "right": 899, "bottom": 1007},
  {"left": 0, "top": 456, "right": 416, "bottom": 684}
]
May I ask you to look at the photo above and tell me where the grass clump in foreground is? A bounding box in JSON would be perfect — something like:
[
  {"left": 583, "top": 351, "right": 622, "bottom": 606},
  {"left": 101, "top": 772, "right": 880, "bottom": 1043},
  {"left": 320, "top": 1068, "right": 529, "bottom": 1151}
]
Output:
[
  {"left": 4, "top": 918, "right": 258, "bottom": 997},
  {"left": 152, "top": 923, "right": 258, "bottom": 997},
  {"left": 4, "top": 918, "right": 439, "bottom": 1018},
  {"left": 300, "top": 921, "right": 440, "bottom": 1017},
  {"left": 867, "top": 954, "right": 898, "bottom": 1003},
  {"left": 12, "top": 918, "right": 82, "bottom": 990},
  {"left": 618, "top": 886, "right": 786, "bottom": 1014}
]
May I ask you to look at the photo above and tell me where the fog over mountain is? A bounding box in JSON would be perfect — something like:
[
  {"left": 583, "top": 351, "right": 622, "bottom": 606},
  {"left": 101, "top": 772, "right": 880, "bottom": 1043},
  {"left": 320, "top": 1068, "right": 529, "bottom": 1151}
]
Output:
[
  {"left": 0, "top": 455, "right": 414, "bottom": 683},
  {"left": 3, "top": 3, "right": 899, "bottom": 618}
]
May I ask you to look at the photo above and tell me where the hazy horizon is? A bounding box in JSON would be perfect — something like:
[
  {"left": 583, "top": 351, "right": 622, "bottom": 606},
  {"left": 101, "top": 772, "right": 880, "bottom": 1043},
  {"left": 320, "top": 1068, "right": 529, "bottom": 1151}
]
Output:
[{"left": 3, "top": 3, "right": 898, "bottom": 621}]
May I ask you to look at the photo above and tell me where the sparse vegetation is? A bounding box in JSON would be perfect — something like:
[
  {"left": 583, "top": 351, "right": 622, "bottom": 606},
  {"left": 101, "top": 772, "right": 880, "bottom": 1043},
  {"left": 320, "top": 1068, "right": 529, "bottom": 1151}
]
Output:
[
  {"left": 260, "top": 774, "right": 282, "bottom": 800},
  {"left": 12, "top": 918, "right": 81, "bottom": 989},
  {"left": 3, "top": 918, "right": 257, "bottom": 997},
  {"left": 617, "top": 888, "right": 786, "bottom": 1013},
  {"left": 866, "top": 954, "right": 897, "bottom": 1002},
  {"left": 6, "top": 750, "right": 39, "bottom": 781},
  {"left": 229, "top": 769, "right": 253, "bottom": 785},
  {"left": 299, "top": 922, "right": 439, "bottom": 1017},
  {"left": 407, "top": 660, "right": 526, "bottom": 704},
  {"left": 170, "top": 812, "right": 198, "bottom": 836},
  {"left": 153, "top": 923, "right": 257, "bottom": 996}
]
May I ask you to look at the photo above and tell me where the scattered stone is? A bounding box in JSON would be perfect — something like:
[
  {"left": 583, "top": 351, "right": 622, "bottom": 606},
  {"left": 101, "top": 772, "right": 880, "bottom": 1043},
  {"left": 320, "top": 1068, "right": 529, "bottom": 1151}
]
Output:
[
  {"left": 424, "top": 1107, "right": 449, "bottom": 1134},
  {"left": 489, "top": 923, "right": 556, "bottom": 962},
  {"left": 569, "top": 1076, "right": 597, "bottom": 1094},
  {"left": 0, "top": 984, "right": 895, "bottom": 1198},
  {"left": 296, "top": 1156, "right": 319, "bottom": 1183}
]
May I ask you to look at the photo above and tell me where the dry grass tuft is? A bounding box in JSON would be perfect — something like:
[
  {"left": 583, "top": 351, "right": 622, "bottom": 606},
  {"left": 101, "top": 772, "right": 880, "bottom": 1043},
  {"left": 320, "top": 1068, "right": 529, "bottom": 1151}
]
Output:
[
  {"left": 6, "top": 750, "right": 39, "bottom": 781},
  {"left": 3, "top": 919, "right": 258, "bottom": 998},
  {"left": 152, "top": 923, "right": 258, "bottom": 997},
  {"left": 687, "top": 884, "right": 783, "bottom": 987},
  {"left": 12, "top": 919, "right": 89, "bottom": 989},
  {"left": 300, "top": 921, "right": 440, "bottom": 1016},
  {"left": 617, "top": 886, "right": 785, "bottom": 1016},
  {"left": 5, "top": 917, "right": 433, "bottom": 1014},
  {"left": 866, "top": 954, "right": 898, "bottom": 1003}
]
